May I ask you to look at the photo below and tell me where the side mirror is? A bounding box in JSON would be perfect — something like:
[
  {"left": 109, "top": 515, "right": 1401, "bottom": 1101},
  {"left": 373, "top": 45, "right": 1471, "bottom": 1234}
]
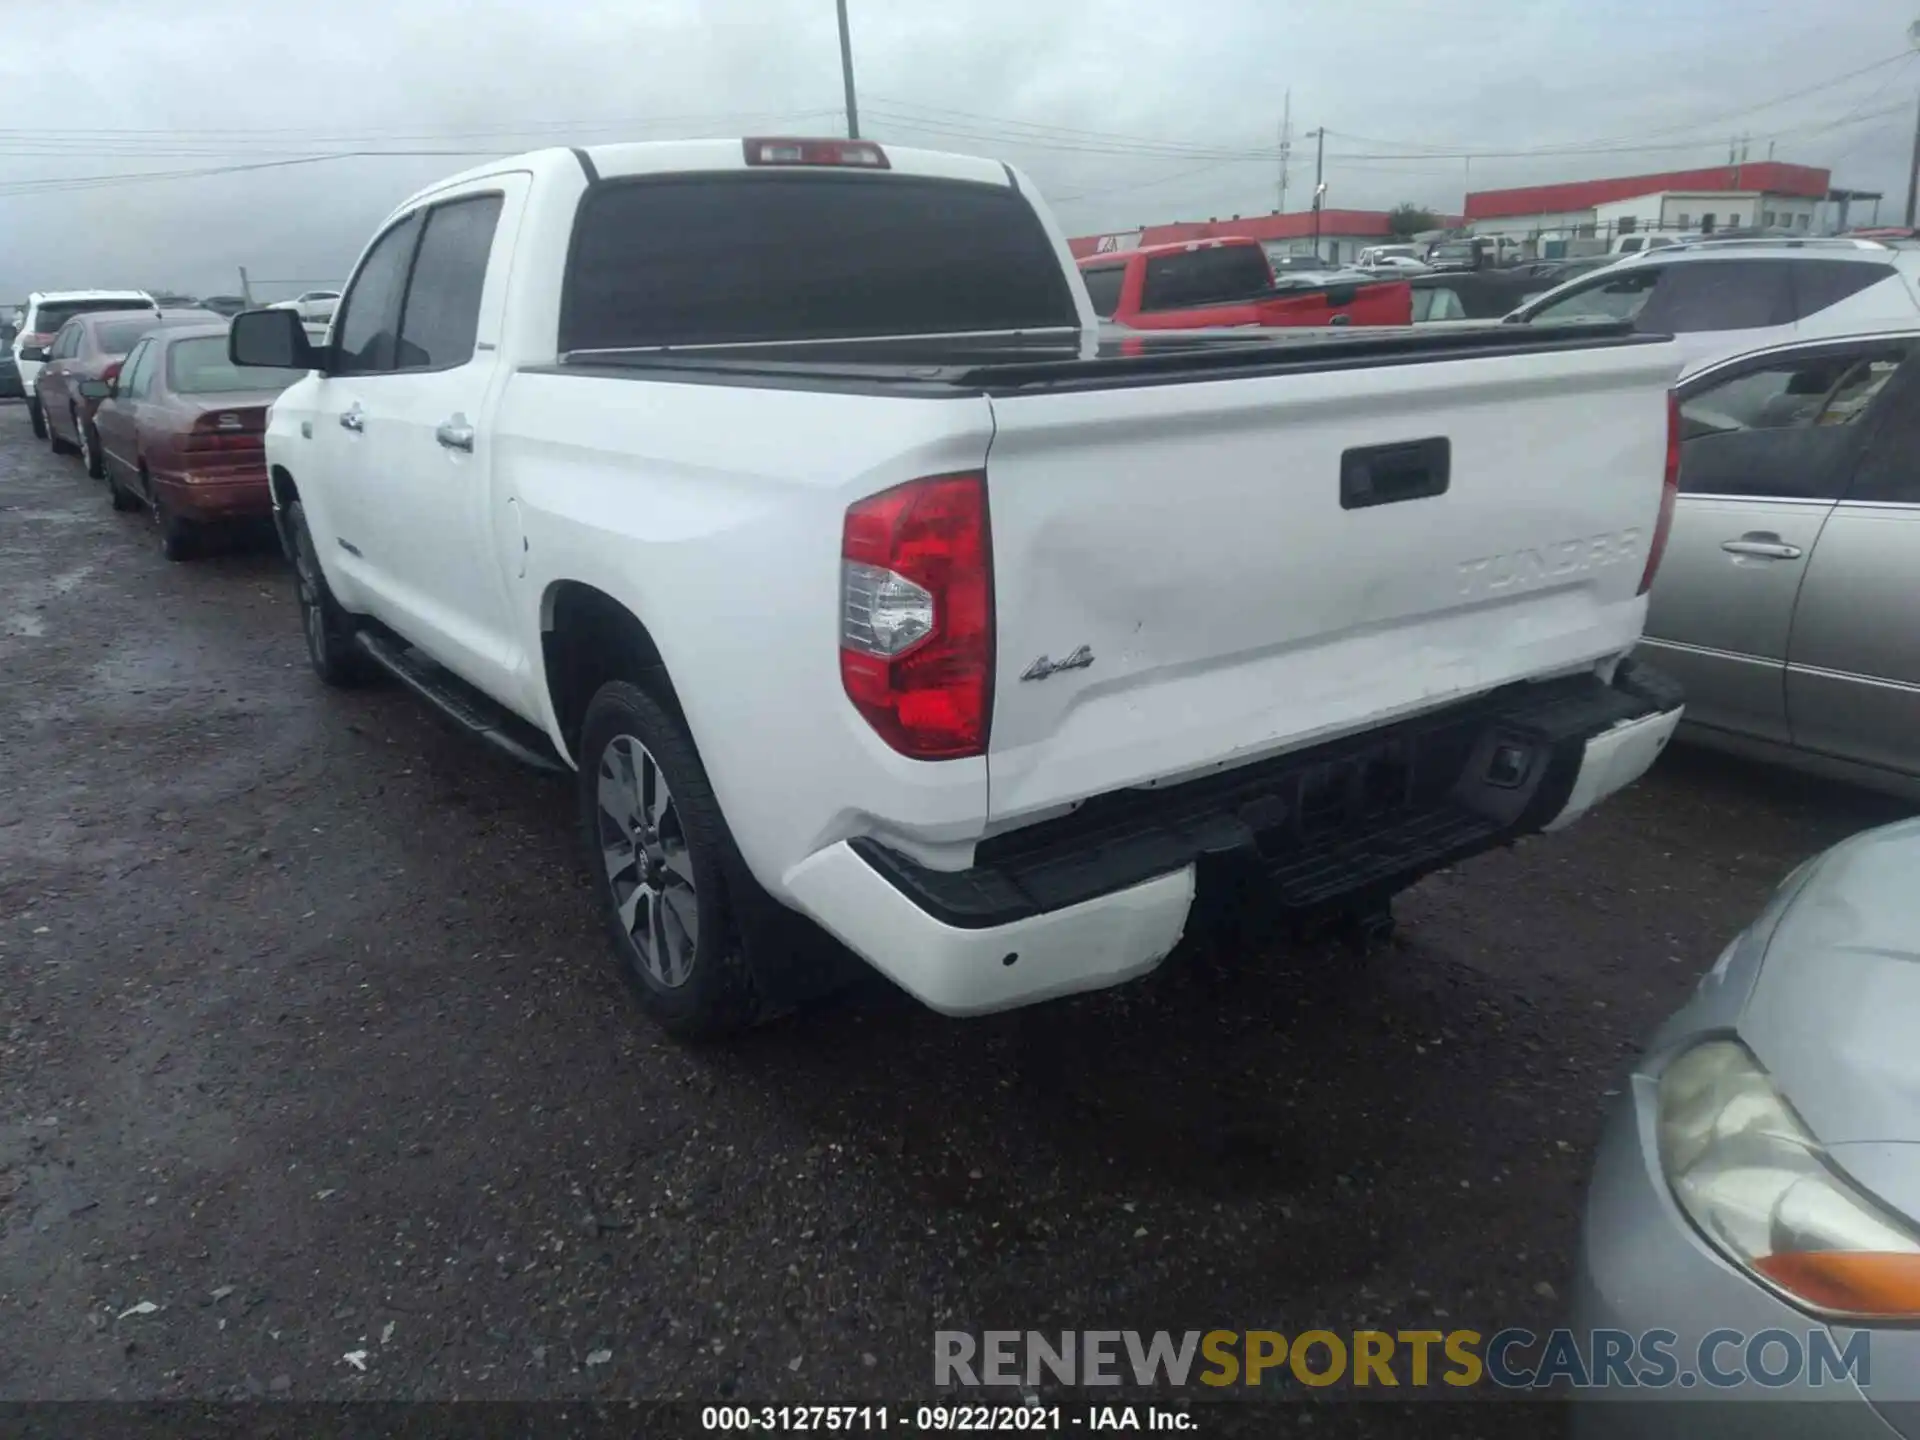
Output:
[
  {"left": 230, "top": 307, "right": 319, "bottom": 372},
  {"left": 19, "top": 345, "right": 48, "bottom": 362},
  {"left": 80, "top": 378, "right": 111, "bottom": 400}
]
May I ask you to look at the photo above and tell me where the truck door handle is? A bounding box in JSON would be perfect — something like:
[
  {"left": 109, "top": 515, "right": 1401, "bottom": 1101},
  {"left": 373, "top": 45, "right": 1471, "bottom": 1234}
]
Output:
[
  {"left": 338, "top": 404, "right": 364, "bottom": 433},
  {"left": 1720, "top": 532, "right": 1801, "bottom": 560},
  {"left": 435, "top": 414, "right": 475, "bottom": 452}
]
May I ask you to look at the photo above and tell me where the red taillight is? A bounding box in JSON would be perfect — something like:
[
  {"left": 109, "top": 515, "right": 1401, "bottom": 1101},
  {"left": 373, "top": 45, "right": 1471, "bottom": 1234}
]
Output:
[
  {"left": 743, "top": 136, "right": 889, "bottom": 170},
  {"left": 840, "top": 473, "right": 992, "bottom": 759},
  {"left": 101, "top": 360, "right": 123, "bottom": 384},
  {"left": 1639, "top": 390, "right": 1681, "bottom": 596}
]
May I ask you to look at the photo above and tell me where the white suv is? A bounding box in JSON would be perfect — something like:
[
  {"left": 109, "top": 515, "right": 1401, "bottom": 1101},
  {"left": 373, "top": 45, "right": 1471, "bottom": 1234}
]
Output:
[
  {"left": 12, "top": 289, "right": 154, "bottom": 438},
  {"left": 1507, "top": 239, "right": 1920, "bottom": 376}
]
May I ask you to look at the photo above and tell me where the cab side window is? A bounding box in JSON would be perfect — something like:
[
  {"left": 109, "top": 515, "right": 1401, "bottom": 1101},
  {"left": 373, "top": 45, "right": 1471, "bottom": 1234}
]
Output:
[{"left": 52, "top": 324, "right": 82, "bottom": 360}]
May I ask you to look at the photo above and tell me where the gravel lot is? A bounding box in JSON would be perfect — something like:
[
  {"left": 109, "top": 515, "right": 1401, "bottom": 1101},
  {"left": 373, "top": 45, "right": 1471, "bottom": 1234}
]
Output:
[{"left": 1, "top": 399, "right": 1910, "bottom": 1430}]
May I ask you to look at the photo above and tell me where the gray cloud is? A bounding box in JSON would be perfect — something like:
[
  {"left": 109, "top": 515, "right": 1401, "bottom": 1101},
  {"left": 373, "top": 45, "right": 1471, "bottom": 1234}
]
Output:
[{"left": 0, "top": 0, "right": 1912, "bottom": 301}]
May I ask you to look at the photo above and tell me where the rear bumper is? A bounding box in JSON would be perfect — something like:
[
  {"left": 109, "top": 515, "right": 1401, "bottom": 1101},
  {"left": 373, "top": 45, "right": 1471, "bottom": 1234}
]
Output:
[
  {"left": 153, "top": 467, "right": 272, "bottom": 521},
  {"left": 788, "top": 662, "right": 1683, "bottom": 1015}
]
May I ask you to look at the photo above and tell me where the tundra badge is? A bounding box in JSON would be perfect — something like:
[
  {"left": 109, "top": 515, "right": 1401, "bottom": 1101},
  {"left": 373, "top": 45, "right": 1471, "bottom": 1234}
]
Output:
[{"left": 1021, "top": 645, "right": 1095, "bottom": 681}]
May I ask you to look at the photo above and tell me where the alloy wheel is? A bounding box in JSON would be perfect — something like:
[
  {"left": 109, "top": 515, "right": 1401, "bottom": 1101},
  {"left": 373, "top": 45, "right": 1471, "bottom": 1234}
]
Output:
[{"left": 595, "top": 734, "right": 698, "bottom": 988}]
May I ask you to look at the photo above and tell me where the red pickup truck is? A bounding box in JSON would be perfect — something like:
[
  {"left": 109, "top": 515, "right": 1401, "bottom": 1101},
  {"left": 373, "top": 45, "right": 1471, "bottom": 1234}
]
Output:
[{"left": 1079, "top": 237, "right": 1412, "bottom": 330}]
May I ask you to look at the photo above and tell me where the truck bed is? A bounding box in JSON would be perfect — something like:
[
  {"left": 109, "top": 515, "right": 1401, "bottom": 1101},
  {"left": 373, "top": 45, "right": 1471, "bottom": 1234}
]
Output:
[{"left": 531, "top": 317, "right": 1677, "bottom": 833}]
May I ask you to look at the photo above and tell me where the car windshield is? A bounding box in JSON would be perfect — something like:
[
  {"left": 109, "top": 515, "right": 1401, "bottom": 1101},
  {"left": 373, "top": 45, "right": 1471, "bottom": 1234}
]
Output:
[
  {"left": 166, "top": 335, "right": 306, "bottom": 393},
  {"left": 32, "top": 300, "right": 151, "bottom": 335},
  {"left": 97, "top": 319, "right": 158, "bottom": 354},
  {"left": 1434, "top": 244, "right": 1476, "bottom": 260}
]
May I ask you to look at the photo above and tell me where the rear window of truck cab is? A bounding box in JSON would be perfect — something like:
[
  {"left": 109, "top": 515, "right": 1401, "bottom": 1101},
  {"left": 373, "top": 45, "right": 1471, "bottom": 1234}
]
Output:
[
  {"left": 1138, "top": 246, "right": 1272, "bottom": 310},
  {"left": 560, "top": 172, "right": 1080, "bottom": 352}
]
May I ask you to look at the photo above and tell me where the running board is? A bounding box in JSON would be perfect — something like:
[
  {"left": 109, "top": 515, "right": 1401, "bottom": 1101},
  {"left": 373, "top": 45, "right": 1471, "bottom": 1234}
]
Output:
[{"left": 353, "top": 631, "right": 568, "bottom": 775}]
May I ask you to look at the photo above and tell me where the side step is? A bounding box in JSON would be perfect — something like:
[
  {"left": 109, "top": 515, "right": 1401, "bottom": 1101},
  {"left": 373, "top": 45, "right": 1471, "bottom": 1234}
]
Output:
[{"left": 353, "top": 631, "right": 568, "bottom": 775}]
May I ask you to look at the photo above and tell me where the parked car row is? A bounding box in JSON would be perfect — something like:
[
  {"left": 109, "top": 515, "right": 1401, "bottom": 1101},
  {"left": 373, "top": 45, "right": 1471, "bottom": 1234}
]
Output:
[{"left": 20, "top": 296, "right": 306, "bottom": 559}]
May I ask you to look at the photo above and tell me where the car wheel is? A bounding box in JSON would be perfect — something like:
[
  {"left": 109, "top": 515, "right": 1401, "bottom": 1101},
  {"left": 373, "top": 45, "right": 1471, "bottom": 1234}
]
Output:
[
  {"left": 580, "top": 680, "right": 762, "bottom": 1038},
  {"left": 106, "top": 465, "right": 139, "bottom": 512},
  {"left": 286, "top": 499, "right": 369, "bottom": 686},
  {"left": 27, "top": 399, "right": 46, "bottom": 439},
  {"left": 151, "top": 488, "right": 196, "bottom": 562},
  {"left": 79, "top": 420, "right": 104, "bottom": 480},
  {"left": 50, "top": 407, "right": 78, "bottom": 456}
]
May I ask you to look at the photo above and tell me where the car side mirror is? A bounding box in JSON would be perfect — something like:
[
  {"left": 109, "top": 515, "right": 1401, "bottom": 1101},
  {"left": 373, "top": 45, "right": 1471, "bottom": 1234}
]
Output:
[
  {"left": 230, "top": 307, "right": 320, "bottom": 373},
  {"left": 19, "top": 344, "right": 47, "bottom": 362},
  {"left": 80, "top": 378, "right": 111, "bottom": 399}
]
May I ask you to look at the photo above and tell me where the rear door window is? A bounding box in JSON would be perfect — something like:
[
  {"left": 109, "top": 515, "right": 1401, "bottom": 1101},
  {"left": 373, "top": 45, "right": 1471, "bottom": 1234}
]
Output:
[
  {"left": 120, "top": 340, "right": 157, "bottom": 399},
  {"left": 394, "top": 194, "right": 502, "bottom": 369},
  {"left": 561, "top": 173, "right": 1078, "bottom": 352},
  {"left": 1080, "top": 265, "right": 1126, "bottom": 319},
  {"left": 1138, "top": 246, "right": 1272, "bottom": 310},
  {"left": 1676, "top": 342, "right": 1908, "bottom": 499},
  {"left": 1635, "top": 260, "right": 1794, "bottom": 333},
  {"left": 1789, "top": 261, "right": 1898, "bottom": 320}
]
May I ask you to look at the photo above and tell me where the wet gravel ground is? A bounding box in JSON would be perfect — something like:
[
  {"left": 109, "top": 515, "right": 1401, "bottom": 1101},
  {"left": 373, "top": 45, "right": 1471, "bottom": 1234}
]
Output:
[{"left": 0, "top": 398, "right": 1911, "bottom": 1434}]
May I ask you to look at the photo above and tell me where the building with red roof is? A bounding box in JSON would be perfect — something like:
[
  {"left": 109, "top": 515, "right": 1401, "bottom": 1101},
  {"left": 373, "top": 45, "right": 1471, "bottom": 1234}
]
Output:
[{"left": 1463, "top": 162, "right": 1834, "bottom": 247}]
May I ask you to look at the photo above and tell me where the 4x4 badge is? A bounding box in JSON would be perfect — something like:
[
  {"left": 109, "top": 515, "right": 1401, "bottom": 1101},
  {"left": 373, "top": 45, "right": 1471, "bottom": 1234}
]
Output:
[{"left": 1021, "top": 645, "right": 1095, "bottom": 681}]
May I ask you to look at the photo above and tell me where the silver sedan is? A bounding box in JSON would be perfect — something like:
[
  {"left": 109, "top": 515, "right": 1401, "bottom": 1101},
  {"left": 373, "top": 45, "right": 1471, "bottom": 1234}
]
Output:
[
  {"left": 1572, "top": 817, "right": 1920, "bottom": 1436},
  {"left": 1637, "top": 331, "right": 1920, "bottom": 798}
]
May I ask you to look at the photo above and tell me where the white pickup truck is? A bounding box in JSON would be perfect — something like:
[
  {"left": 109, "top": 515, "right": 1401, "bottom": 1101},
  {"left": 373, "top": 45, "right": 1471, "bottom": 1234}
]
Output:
[{"left": 228, "top": 136, "right": 1686, "bottom": 1036}]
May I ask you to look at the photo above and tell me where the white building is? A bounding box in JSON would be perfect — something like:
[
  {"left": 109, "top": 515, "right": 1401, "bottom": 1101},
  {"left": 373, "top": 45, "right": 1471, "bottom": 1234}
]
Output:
[{"left": 1463, "top": 162, "right": 1835, "bottom": 255}]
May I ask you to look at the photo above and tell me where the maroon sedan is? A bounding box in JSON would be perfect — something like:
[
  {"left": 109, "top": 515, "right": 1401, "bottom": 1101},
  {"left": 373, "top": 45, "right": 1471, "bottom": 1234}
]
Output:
[
  {"left": 93, "top": 324, "right": 307, "bottom": 560},
  {"left": 35, "top": 308, "right": 219, "bottom": 480}
]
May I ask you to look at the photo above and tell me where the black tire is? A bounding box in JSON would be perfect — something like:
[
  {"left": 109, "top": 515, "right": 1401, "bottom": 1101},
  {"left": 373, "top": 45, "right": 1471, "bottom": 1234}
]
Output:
[
  {"left": 107, "top": 467, "right": 138, "bottom": 512},
  {"left": 27, "top": 399, "right": 45, "bottom": 439},
  {"left": 79, "top": 420, "right": 104, "bottom": 480},
  {"left": 286, "top": 499, "right": 370, "bottom": 685},
  {"left": 579, "top": 680, "right": 762, "bottom": 1038},
  {"left": 151, "top": 488, "right": 196, "bottom": 562},
  {"left": 49, "top": 408, "right": 78, "bottom": 456}
]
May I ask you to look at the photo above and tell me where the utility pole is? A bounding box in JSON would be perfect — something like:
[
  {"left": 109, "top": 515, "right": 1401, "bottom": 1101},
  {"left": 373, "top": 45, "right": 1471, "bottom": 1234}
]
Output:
[
  {"left": 238, "top": 266, "right": 253, "bottom": 307},
  {"left": 1311, "top": 127, "right": 1326, "bottom": 257},
  {"left": 1905, "top": 19, "right": 1920, "bottom": 227},
  {"left": 1277, "top": 91, "right": 1292, "bottom": 213},
  {"left": 1908, "top": 93, "right": 1920, "bottom": 227},
  {"left": 835, "top": 0, "right": 860, "bottom": 140}
]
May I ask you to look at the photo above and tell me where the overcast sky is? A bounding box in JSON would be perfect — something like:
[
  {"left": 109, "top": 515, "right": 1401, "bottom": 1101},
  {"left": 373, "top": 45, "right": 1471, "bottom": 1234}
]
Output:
[{"left": 1, "top": 0, "right": 1914, "bottom": 301}]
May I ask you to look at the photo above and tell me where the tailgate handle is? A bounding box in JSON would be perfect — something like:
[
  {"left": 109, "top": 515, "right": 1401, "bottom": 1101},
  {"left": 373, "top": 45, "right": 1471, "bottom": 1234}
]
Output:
[{"left": 1341, "top": 437, "right": 1450, "bottom": 510}]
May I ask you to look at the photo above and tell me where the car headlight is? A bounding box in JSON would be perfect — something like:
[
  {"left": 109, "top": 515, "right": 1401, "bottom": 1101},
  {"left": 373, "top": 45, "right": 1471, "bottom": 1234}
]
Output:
[{"left": 1658, "top": 1039, "right": 1920, "bottom": 1319}]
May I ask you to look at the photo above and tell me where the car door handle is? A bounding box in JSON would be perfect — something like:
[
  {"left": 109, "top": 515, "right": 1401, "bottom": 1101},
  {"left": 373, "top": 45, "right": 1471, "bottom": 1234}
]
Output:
[
  {"left": 1721, "top": 533, "right": 1802, "bottom": 560},
  {"left": 338, "top": 404, "right": 364, "bottom": 433},
  {"left": 435, "top": 414, "right": 475, "bottom": 452}
]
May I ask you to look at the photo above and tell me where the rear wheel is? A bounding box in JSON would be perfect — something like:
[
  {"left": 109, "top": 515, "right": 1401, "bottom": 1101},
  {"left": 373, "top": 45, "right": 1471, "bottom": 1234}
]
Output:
[
  {"left": 151, "top": 487, "right": 196, "bottom": 562},
  {"left": 580, "top": 680, "right": 761, "bottom": 1038},
  {"left": 27, "top": 399, "right": 45, "bottom": 439},
  {"left": 287, "top": 499, "right": 369, "bottom": 685},
  {"left": 49, "top": 407, "right": 77, "bottom": 456},
  {"left": 107, "top": 464, "right": 138, "bottom": 512},
  {"left": 78, "top": 419, "right": 104, "bottom": 479}
]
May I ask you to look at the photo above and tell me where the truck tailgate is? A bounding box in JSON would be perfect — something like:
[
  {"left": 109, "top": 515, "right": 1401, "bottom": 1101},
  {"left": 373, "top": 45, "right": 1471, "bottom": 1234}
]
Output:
[{"left": 981, "top": 341, "right": 1680, "bottom": 825}]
